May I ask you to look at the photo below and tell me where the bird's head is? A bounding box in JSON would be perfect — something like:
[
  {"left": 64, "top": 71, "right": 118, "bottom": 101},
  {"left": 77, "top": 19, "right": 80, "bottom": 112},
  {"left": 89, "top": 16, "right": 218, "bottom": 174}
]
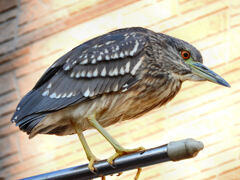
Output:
[{"left": 156, "top": 33, "right": 230, "bottom": 87}]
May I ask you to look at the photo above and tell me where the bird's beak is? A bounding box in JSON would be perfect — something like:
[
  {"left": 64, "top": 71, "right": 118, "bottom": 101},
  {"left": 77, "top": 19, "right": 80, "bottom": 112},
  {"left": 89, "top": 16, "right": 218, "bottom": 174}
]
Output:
[{"left": 187, "top": 60, "right": 230, "bottom": 87}]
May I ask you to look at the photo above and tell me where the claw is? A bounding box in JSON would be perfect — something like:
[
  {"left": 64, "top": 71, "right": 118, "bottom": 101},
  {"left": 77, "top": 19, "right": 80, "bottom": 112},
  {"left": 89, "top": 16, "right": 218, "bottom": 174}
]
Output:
[
  {"left": 88, "top": 157, "right": 107, "bottom": 179},
  {"left": 88, "top": 156, "right": 98, "bottom": 172},
  {"left": 117, "top": 172, "right": 123, "bottom": 176}
]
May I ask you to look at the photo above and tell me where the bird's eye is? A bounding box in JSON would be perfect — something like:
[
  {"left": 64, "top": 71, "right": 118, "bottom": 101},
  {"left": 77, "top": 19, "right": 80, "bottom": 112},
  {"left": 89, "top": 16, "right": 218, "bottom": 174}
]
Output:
[{"left": 181, "top": 50, "right": 191, "bottom": 60}]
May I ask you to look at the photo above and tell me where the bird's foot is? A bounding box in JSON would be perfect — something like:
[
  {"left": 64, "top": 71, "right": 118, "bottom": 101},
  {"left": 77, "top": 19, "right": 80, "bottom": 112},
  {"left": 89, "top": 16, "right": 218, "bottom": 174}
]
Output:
[
  {"left": 107, "top": 146, "right": 145, "bottom": 164},
  {"left": 107, "top": 146, "right": 145, "bottom": 180},
  {"left": 88, "top": 156, "right": 108, "bottom": 180},
  {"left": 88, "top": 156, "right": 99, "bottom": 172}
]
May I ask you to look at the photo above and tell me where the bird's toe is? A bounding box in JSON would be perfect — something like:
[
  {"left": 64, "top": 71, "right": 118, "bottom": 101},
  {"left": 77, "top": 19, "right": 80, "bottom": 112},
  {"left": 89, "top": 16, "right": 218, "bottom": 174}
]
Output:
[{"left": 88, "top": 156, "right": 99, "bottom": 172}]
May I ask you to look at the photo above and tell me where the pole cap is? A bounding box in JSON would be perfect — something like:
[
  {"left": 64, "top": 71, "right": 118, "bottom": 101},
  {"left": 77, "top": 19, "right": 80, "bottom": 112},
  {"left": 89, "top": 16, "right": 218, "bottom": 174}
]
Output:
[{"left": 167, "top": 138, "right": 204, "bottom": 161}]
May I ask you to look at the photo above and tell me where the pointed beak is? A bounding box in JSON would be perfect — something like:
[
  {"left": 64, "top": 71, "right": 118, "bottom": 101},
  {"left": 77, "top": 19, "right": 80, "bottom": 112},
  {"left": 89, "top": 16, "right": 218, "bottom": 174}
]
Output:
[{"left": 189, "top": 62, "right": 230, "bottom": 87}]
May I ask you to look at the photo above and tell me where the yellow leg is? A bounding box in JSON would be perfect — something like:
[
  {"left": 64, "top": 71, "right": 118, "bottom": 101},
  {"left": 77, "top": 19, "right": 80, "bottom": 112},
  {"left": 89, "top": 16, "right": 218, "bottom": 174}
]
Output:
[
  {"left": 88, "top": 115, "right": 145, "bottom": 179},
  {"left": 71, "top": 121, "right": 98, "bottom": 172}
]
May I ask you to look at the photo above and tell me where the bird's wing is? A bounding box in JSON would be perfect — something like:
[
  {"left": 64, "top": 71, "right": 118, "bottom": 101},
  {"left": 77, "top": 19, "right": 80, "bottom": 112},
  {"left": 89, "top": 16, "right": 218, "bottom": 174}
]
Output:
[{"left": 12, "top": 28, "right": 148, "bottom": 133}]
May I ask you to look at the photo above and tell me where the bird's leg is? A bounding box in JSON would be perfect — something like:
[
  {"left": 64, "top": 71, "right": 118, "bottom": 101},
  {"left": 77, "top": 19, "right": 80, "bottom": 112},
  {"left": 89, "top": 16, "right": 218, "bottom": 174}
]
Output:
[
  {"left": 88, "top": 114, "right": 145, "bottom": 179},
  {"left": 71, "top": 120, "right": 98, "bottom": 172}
]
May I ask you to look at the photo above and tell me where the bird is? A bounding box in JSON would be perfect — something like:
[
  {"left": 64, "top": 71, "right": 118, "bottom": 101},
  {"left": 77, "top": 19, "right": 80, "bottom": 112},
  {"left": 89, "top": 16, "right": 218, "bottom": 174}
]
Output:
[{"left": 11, "top": 27, "right": 230, "bottom": 179}]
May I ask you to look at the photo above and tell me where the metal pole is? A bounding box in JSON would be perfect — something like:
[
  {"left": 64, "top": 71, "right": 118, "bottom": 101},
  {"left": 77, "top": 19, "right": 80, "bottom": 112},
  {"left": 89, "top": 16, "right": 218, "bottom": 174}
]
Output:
[{"left": 22, "top": 138, "right": 204, "bottom": 180}]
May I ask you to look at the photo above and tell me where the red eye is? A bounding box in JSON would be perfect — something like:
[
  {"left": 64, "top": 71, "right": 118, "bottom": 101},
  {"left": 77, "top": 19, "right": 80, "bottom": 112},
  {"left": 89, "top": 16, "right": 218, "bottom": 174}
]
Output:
[{"left": 181, "top": 50, "right": 191, "bottom": 60}]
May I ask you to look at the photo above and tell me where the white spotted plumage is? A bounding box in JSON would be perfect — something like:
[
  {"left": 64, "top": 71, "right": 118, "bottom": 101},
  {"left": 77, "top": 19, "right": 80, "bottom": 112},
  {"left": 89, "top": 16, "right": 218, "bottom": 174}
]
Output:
[
  {"left": 130, "top": 40, "right": 139, "bottom": 56},
  {"left": 112, "top": 53, "right": 118, "bottom": 59},
  {"left": 66, "top": 58, "right": 70, "bottom": 63},
  {"left": 105, "top": 55, "right": 110, "bottom": 60},
  {"left": 64, "top": 65, "right": 70, "bottom": 71},
  {"left": 97, "top": 56, "right": 102, "bottom": 61},
  {"left": 92, "top": 59, "right": 97, "bottom": 64},
  {"left": 113, "top": 83, "right": 118, "bottom": 91},
  {"left": 120, "top": 66, "right": 125, "bottom": 75},
  {"left": 101, "top": 67, "right": 107, "bottom": 76},
  {"left": 56, "top": 94, "right": 61, "bottom": 99},
  {"left": 123, "top": 84, "right": 128, "bottom": 88},
  {"left": 81, "top": 70, "right": 86, "bottom": 77},
  {"left": 76, "top": 72, "right": 81, "bottom": 78},
  {"left": 80, "top": 59, "right": 88, "bottom": 64},
  {"left": 93, "top": 69, "right": 98, "bottom": 77},
  {"left": 131, "top": 57, "right": 143, "bottom": 75},
  {"left": 89, "top": 91, "right": 95, "bottom": 97},
  {"left": 105, "top": 40, "right": 115, "bottom": 45},
  {"left": 50, "top": 92, "right": 57, "bottom": 99},
  {"left": 42, "top": 90, "right": 49, "bottom": 96},
  {"left": 120, "top": 52, "right": 124, "bottom": 58},
  {"left": 109, "top": 68, "right": 114, "bottom": 76},
  {"left": 70, "top": 72, "right": 75, "bottom": 78},
  {"left": 125, "top": 61, "right": 130, "bottom": 73},
  {"left": 83, "top": 88, "right": 90, "bottom": 97},
  {"left": 67, "top": 92, "right": 73, "bottom": 98},
  {"left": 113, "top": 67, "right": 118, "bottom": 75},
  {"left": 47, "top": 83, "right": 52, "bottom": 89},
  {"left": 87, "top": 71, "right": 92, "bottom": 78}
]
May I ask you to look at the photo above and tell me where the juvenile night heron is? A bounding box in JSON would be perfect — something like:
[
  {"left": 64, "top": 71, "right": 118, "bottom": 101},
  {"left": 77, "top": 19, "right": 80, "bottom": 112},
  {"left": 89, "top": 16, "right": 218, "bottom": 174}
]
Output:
[{"left": 11, "top": 27, "right": 230, "bottom": 179}]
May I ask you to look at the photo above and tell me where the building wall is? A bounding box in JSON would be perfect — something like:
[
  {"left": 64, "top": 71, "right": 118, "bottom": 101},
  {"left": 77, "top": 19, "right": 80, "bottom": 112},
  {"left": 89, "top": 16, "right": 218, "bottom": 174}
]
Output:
[{"left": 0, "top": 0, "right": 240, "bottom": 179}]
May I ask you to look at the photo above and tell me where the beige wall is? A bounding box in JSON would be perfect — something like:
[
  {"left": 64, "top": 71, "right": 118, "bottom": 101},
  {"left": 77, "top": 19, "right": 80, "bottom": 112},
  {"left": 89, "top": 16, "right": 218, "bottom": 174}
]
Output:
[{"left": 0, "top": 0, "right": 239, "bottom": 179}]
